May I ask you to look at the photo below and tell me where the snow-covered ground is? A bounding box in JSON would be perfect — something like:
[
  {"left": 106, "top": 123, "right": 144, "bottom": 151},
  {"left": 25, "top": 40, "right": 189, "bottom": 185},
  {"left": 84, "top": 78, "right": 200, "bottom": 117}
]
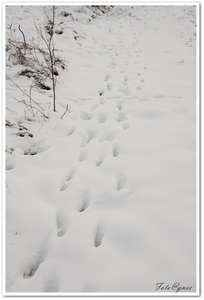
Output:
[{"left": 5, "top": 4, "right": 198, "bottom": 295}]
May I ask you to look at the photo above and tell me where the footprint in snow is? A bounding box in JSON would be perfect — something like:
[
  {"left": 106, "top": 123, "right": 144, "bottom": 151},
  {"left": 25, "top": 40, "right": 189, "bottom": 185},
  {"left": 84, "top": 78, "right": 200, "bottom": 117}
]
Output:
[
  {"left": 56, "top": 209, "right": 69, "bottom": 237},
  {"left": 23, "top": 247, "right": 47, "bottom": 279},
  {"left": 6, "top": 161, "right": 15, "bottom": 170},
  {"left": 137, "top": 86, "right": 143, "bottom": 90},
  {"left": 115, "top": 111, "right": 126, "bottom": 122},
  {"left": 60, "top": 181, "right": 69, "bottom": 192},
  {"left": 98, "top": 112, "right": 107, "bottom": 123},
  {"left": 99, "top": 89, "right": 104, "bottom": 96},
  {"left": 90, "top": 104, "right": 98, "bottom": 111},
  {"left": 43, "top": 272, "right": 60, "bottom": 292},
  {"left": 113, "top": 143, "right": 120, "bottom": 157},
  {"left": 119, "top": 86, "right": 131, "bottom": 96},
  {"left": 99, "top": 98, "right": 106, "bottom": 104},
  {"left": 79, "top": 150, "right": 87, "bottom": 162},
  {"left": 98, "top": 130, "right": 114, "bottom": 143},
  {"left": 104, "top": 72, "right": 111, "bottom": 82},
  {"left": 116, "top": 174, "right": 127, "bottom": 191},
  {"left": 81, "top": 130, "right": 97, "bottom": 147},
  {"left": 80, "top": 111, "right": 92, "bottom": 121},
  {"left": 78, "top": 190, "right": 90, "bottom": 212},
  {"left": 108, "top": 61, "right": 116, "bottom": 69},
  {"left": 140, "top": 78, "right": 145, "bottom": 83},
  {"left": 123, "top": 122, "right": 130, "bottom": 130},
  {"left": 60, "top": 168, "right": 76, "bottom": 191},
  {"left": 106, "top": 83, "right": 112, "bottom": 91},
  {"left": 116, "top": 102, "right": 123, "bottom": 110},
  {"left": 66, "top": 126, "right": 75, "bottom": 136},
  {"left": 94, "top": 225, "right": 104, "bottom": 247},
  {"left": 124, "top": 75, "right": 129, "bottom": 82},
  {"left": 96, "top": 154, "right": 105, "bottom": 167},
  {"left": 65, "top": 168, "right": 76, "bottom": 182}
]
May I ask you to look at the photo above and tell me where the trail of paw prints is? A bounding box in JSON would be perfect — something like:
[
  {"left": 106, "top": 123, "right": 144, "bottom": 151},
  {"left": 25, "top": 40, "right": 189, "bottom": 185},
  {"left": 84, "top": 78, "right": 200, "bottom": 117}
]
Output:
[
  {"left": 136, "top": 67, "right": 147, "bottom": 91},
  {"left": 115, "top": 100, "right": 130, "bottom": 131}
]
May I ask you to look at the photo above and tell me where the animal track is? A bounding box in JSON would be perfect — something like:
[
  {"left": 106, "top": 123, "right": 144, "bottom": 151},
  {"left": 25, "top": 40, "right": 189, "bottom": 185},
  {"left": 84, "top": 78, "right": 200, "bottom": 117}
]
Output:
[
  {"left": 23, "top": 247, "right": 47, "bottom": 279},
  {"left": 65, "top": 168, "right": 76, "bottom": 182},
  {"left": 115, "top": 111, "right": 126, "bottom": 122},
  {"left": 106, "top": 83, "right": 112, "bottom": 90},
  {"left": 98, "top": 112, "right": 107, "bottom": 123},
  {"left": 23, "top": 265, "right": 40, "bottom": 279},
  {"left": 137, "top": 86, "right": 142, "bottom": 90},
  {"left": 122, "top": 75, "right": 129, "bottom": 85},
  {"left": 99, "top": 98, "right": 106, "bottom": 104},
  {"left": 96, "top": 155, "right": 104, "bottom": 167},
  {"left": 108, "top": 60, "right": 116, "bottom": 69},
  {"left": 113, "top": 143, "right": 120, "bottom": 157},
  {"left": 56, "top": 210, "right": 69, "bottom": 237},
  {"left": 119, "top": 86, "right": 131, "bottom": 96},
  {"left": 66, "top": 126, "right": 75, "bottom": 136},
  {"left": 6, "top": 161, "right": 15, "bottom": 170},
  {"left": 140, "top": 78, "right": 145, "bottom": 83},
  {"left": 94, "top": 225, "right": 104, "bottom": 247},
  {"left": 79, "top": 150, "right": 87, "bottom": 162},
  {"left": 81, "top": 130, "right": 97, "bottom": 147},
  {"left": 104, "top": 72, "right": 111, "bottom": 81},
  {"left": 78, "top": 190, "right": 90, "bottom": 212},
  {"left": 123, "top": 123, "right": 130, "bottom": 130},
  {"left": 99, "top": 89, "right": 104, "bottom": 96},
  {"left": 43, "top": 272, "right": 60, "bottom": 292},
  {"left": 116, "top": 102, "right": 123, "bottom": 110},
  {"left": 116, "top": 174, "right": 127, "bottom": 191},
  {"left": 60, "top": 181, "right": 69, "bottom": 192},
  {"left": 80, "top": 111, "right": 92, "bottom": 121},
  {"left": 98, "top": 130, "right": 114, "bottom": 142},
  {"left": 60, "top": 168, "right": 76, "bottom": 191}
]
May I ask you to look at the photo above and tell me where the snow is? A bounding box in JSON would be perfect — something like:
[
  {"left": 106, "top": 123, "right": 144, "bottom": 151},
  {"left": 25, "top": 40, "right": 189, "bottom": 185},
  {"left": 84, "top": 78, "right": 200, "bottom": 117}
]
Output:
[{"left": 4, "top": 4, "right": 198, "bottom": 295}]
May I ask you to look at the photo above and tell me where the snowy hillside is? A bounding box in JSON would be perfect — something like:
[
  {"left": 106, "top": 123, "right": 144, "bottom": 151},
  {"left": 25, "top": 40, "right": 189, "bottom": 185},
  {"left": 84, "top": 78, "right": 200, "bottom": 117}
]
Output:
[{"left": 5, "top": 4, "right": 198, "bottom": 295}]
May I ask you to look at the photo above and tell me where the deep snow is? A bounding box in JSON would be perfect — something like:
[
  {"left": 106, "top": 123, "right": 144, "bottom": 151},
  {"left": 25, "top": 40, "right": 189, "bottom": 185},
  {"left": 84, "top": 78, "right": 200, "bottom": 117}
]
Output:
[{"left": 5, "top": 4, "right": 198, "bottom": 295}]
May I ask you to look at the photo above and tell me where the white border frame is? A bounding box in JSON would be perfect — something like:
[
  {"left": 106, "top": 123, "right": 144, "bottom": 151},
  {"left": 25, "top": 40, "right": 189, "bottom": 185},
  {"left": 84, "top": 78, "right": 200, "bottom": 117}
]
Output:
[{"left": 1, "top": 1, "right": 201, "bottom": 297}]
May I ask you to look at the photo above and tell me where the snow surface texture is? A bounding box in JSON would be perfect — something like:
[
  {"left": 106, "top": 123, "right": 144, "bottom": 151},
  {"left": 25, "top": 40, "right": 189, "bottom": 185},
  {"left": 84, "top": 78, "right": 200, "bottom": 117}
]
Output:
[{"left": 5, "top": 5, "right": 197, "bottom": 294}]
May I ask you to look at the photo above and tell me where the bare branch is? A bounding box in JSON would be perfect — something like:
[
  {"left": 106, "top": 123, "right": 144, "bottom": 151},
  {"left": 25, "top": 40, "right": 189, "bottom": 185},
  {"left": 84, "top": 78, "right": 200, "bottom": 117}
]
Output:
[{"left": 60, "top": 104, "right": 68, "bottom": 119}]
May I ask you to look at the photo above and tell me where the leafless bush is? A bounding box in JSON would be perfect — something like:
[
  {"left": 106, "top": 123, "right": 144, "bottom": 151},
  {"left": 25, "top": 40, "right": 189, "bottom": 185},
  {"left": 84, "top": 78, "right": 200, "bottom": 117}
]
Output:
[{"left": 6, "top": 6, "right": 66, "bottom": 113}]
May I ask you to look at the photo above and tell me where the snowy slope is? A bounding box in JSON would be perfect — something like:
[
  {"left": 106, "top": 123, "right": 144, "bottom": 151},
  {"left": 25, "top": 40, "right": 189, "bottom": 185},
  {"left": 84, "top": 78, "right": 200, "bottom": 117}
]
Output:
[{"left": 5, "top": 4, "right": 197, "bottom": 294}]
